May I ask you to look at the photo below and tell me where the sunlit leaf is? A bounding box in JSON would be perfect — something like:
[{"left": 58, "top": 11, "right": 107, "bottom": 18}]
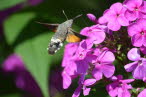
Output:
[
  {"left": 4, "top": 12, "right": 35, "bottom": 45},
  {"left": 15, "top": 32, "right": 53, "bottom": 97}
]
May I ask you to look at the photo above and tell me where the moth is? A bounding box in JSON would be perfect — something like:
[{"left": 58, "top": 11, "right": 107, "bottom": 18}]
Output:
[{"left": 37, "top": 11, "right": 87, "bottom": 54}]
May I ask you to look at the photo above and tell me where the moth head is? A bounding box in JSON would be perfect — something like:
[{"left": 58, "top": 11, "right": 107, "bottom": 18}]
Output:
[
  {"left": 48, "top": 38, "right": 63, "bottom": 54},
  {"left": 64, "top": 19, "right": 73, "bottom": 27}
]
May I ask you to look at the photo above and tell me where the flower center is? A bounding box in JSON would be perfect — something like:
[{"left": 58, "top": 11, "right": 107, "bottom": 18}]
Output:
[
  {"left": 140, "top": 31, "right": 145, "bottom": 35},
  {"left": 116, "top": 13, "right": 120, "bottom": 17},
  {"left": 88, "top": 29, "right": 92, "bottom": 33},
  {"left": 95, "top": 61, "right": 101, "bottom": 65},
  {"left": 138, "top": 60, "right": 143, "bottom": 66},
  {"left": 134, "top": 7, "right": 139, "bottom": 11},
  {"left": 79, "top": 53, "right": 83, "bottom": 58},
  {"left": 79, "top": 52, "right": 86, "bottom": 59}
]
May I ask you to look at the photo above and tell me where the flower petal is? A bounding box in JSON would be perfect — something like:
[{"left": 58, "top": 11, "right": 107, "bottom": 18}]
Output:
[
  {"left": 124, "top": 0, "right": 143, "bottom": 11},
  {"left": 102, "top": 63, "right": 115, "bottom": 78},
  {"left": 128, "top": 23, "right": 141, "bottom": 37},
  {"left": 116, "top": 75, "right": 123, "bottom": 80},
  {"left": 104, "top": 9, "right": 116, "bottom": 21},
  {"left": 2, "top": 54, "right": 25, "bottom": 72},
  {"left": 92, "top": 65, "right": 103, "bottom": 81},
  {"left": 80, "top": 27, "right": 90, "bottom": 36},
  {"left": 136, "top": 19, "right": 146, "bottom": 31},
  {"left": 84, "top": 79, "right": 96, "bottom": 86},
  {"left": 110, "top": 75, "right": 123, "bottom": 81},
  {"left": 120, "top": 79, "right": 135, "bottom": 83},
  {"left": 133, "top": 64, "right": 146, "bottom": 79},
  {"left": 138, "top": 89, "right": 146, "bottom": 97},
  {"left": 107, "top": 18, "right": 121, "bottom": 31},
  {"left": 118, "top": 15, "right": 129, "bottom": 26},
  {"left": 99, "top": 51, "right": 115, "bottom": 63},
  {"left": 83, "top": 88, "right": 91, "bottom": 96},
  {"left": 98, "top": 16, "right": 108, "bottom": 24},
  {"left": 87, "top": 13, "right": 97, "bottom": 23},
  {"left": 106, "top": 83, "right": 119, "bottom": 97},
  {"left": 132, "top": 33, "right": 143, "bottom": 47},
  {"left": 124, "top": 61, "right": 138, "bottom": 72},
  {"left": 140, "top": 1, "right": 146, "bottom": 13},
  {"left": 118, "top": 87, "right": 131, "bottom": 97},
  {"left": 143, "top": 34, "right": 146, "bottom": 47},
  {"left": 140, "top": 46, "right": 146, "bottom": 54},
  {"left": 64, "top": 62, "right": 77, "bottom": 76},
  {"left": 82, "top": 39, "right": 93, "bottom": 49},
  {"left": 127, "top": 48, "right": 141, "bottom": 61},
  {"left": 72, "top": 85, "right": 82, "bottom": 97},
  {"left": 110, "top": 3, "right": 123, "bottom": 13},
  {"left": 125, "top": 10, "right": 137, "bottom": 21},
  {"left": 76, "top": 60, "right": 88, "bottom": 74},
  {"left": 62, "top": 71, "right": 72, "bottom": 89},
  {"left": 92, "top": 30, "right": 106, "bottom": 44}
]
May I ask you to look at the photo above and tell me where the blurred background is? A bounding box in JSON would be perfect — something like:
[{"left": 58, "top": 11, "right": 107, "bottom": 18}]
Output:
[{"left": 0, "top": 0, "right": 122, "bottom": 97}]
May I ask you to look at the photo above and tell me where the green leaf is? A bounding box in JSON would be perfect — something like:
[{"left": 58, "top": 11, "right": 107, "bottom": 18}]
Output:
[
  {"left": 0, "top": 93, "right": 21, "bottom": 97},
  {"left": 0, "top": 0, "right": 25, "bottom": 11},
  {"left": 4, "top": 12, "right": 35, "bottom": 45},
  {"left": 15, "top": 32, "right": 53, "bottom": 97}
]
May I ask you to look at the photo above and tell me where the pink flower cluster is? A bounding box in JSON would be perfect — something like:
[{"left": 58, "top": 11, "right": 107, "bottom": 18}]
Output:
[{"left": 62, "top": 0, "right": 146, "bottom": 97}]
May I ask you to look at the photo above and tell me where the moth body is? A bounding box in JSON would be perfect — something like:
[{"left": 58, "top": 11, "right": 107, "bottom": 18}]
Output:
[
  {"left": 37, "top": 14, "right": 87, "bottom": 55},
  {"left": 48, "top": 19, "right": 73, "bottom": 54}
]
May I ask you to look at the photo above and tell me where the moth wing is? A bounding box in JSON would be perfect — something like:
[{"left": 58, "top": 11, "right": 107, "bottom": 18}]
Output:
[
  {"left": 66, "top": 28, "right": 87, "bottom": 43},
  {"left": 66, "top": 34, "right": 81, "bottom": 42},
  {"left": 36, "top": 21, "right": 59, "bottom": 32}
]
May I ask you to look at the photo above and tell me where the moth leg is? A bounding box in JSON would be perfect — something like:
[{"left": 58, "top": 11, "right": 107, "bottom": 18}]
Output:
[{"left": 36, "top": 21, "right": 59, "bottom": 26}]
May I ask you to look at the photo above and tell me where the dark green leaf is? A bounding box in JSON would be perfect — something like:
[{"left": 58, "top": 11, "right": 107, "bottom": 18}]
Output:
[{"left": 0, "top": 93, "right": 21, "bottom": 97}]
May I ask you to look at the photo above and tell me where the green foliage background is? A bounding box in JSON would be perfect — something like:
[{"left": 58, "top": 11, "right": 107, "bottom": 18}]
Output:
[{"left": 0, "top": 0, "right": 123, "bottom": 97}]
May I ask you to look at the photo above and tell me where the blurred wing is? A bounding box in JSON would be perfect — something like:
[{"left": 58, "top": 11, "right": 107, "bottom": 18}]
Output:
[
  {"left": 66, "top": 28, "right": 87, "bottom": 43},
  {"left": 36, "top": 21, "right": 59, "bottom": 32}
]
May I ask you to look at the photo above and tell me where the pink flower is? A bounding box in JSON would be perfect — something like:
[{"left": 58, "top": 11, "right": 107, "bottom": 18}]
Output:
[
  {"left": 124, "top": 48, "right": 146, "bottom": 80},
  {"left": 87, "top": 13, "right": 98, "bottom": 23},
  {"left": 124, "top": 0, "right": 146, "bottom": 21},
  {"left": 127, "top": 48, "right": 141, "bottom": 61},
  {"left": 2, "top": 54, "right": 43, "bottom": 97},
  {"left": 92, "top": 49, "right": 115, "bottom": 81},
  {"left": 62, "top": 42, "right": 96, "bottom": 89},
  {"left": 106, "top": 75, "right": 134, "bottom": 97},
  {"left": 128, "top": 19, "right": 146, "bottom": 47},
  {"left": 72, "top": 74, "right": 96, "bottom": 97},
  {"left": 62, "top": 71, "right": 72, "bottom": 89},
  {"left": 98, "top": 2, "right": 129, "bottom": 31},
  {"left": 80, "top": 24, "right": 106, "bottom": 48},
  {"left": 2, "top": 54, "right": 25, "bottom": 72},
  {"left": 138, "top": 89, "right": 146, "bottom": 97},
  {"left": 140, "top": 46, "right": 146, "bottom": 54},
  {"left": 62, "top": 43, "right": 79, "bottom": 89},
  {"left": 62, "top": 43, "right": 79, "bottom": 67}
]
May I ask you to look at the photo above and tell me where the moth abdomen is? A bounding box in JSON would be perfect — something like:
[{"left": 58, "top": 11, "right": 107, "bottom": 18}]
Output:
[{"left": 48, "top": 38, "right": 63, "bottom": 54}]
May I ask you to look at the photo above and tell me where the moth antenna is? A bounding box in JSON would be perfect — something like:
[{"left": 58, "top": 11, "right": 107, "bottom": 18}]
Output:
[
  {"left": 73, "top": 14, "right": 82, "bottom": 20},
  {"left": 62, "top": 10, "right": 68, "bottom": 20}
]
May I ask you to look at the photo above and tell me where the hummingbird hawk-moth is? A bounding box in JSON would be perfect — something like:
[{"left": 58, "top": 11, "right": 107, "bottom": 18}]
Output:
[{"left": 37, "top": 11, "right": 87, "bottom": 54}]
